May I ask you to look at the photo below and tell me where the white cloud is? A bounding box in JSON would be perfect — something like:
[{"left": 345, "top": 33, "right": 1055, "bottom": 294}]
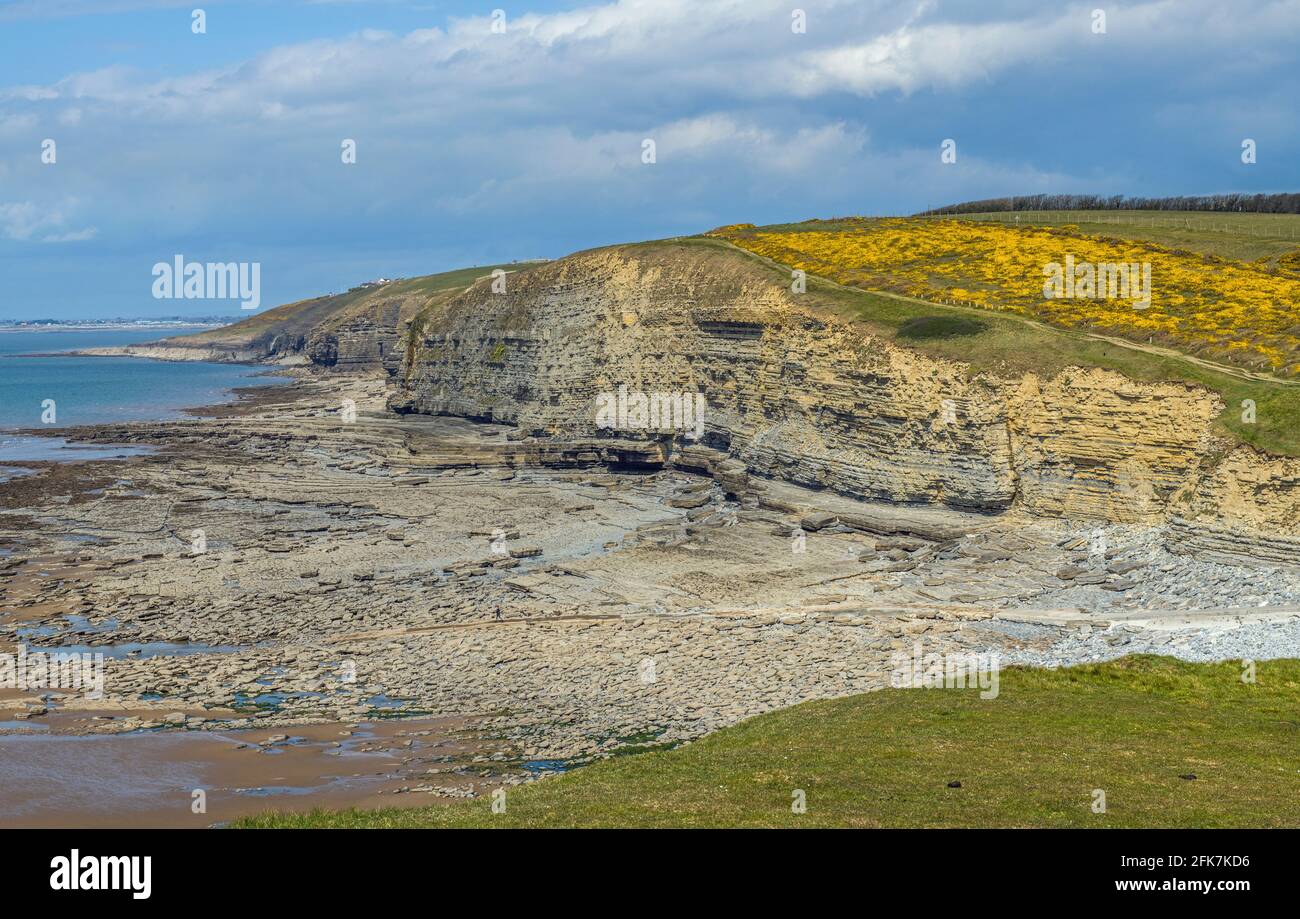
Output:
[
  {"left": 7, "top": 0, "right": 1293, "bottom": 124},
  {"left": 41, "top": 227, "right": 98, "bottom": 243},
  {"left": 0, "top": 201, "right": 96, "bottom": 243}
]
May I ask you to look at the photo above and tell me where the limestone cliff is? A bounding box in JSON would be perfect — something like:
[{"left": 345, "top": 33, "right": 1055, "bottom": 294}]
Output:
[
  {"left": 307, "top": 294, "right": 418, "bottom": 375},
  {"left": 303, "top": 268, "right": 529, "bottom": 373},
  {"left": 390, "top": 242, "right": 1299, "bottom": 565}
]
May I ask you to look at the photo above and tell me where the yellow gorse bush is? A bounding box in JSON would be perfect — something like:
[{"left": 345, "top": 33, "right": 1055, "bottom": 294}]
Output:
[{"left": 712, "top": 218, "right": 1300, "bottom": 376}]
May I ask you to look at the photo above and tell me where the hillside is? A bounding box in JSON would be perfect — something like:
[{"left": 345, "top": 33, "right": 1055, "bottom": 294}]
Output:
[
  {"left": 104, "top": 263, "right": 525, "bottom": 368},
  {"left": 710, "top": 217, "right": 1300, "bottom": 377}
]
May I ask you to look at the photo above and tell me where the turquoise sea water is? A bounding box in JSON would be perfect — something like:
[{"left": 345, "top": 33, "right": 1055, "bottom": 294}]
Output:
[{"left": 0, "top": 328, "right": 280, "bottom": 461}]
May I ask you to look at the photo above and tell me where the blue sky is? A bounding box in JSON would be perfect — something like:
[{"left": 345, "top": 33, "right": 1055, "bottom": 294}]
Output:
[{"left": 2, "top": 0, "right": 1298, "bottom": 319}]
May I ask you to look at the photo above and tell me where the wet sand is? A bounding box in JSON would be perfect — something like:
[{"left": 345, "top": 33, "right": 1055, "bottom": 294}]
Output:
[
  {"left": 0, "top": 716, "right": 493, "bottom": 828},
  {"left": 1, "top": 375, "right": 514, "bottom": 827}
]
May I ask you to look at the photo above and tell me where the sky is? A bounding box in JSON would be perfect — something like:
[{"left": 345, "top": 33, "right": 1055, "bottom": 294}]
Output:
[{"left": 1, "top": 0, "right": 1298, "bottom": 319}]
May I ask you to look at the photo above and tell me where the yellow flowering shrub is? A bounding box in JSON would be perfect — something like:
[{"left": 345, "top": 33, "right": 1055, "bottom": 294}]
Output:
[
  {"left": 711, "top": 219, "right": 1299, "bottom": 376},
  {"left": 1277, "top": 248, "right": 1300, "bottom": 279}
]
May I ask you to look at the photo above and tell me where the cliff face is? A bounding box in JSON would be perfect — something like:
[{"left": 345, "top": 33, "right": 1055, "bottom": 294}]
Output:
[
  {"left": 1005, "top": 369, "right": 1223, "bottom": 524},
  {"left": 138, "top": 291, "right": 366, "bottom": 363},
  {"left": 1168, "top": 448, "right": 1300, "bottom": 565},
  {"left": 298, "top": 267, "right": 531, "bottom": 372},
  {"left": 390, "top": 243, "right": 1299, "bottom": 564},
  {"left": 391, "top": 246, "right": 1013, "bottom": 510},
  {"left": 308, "top": 298, "right": 409, "bottom": 374}
]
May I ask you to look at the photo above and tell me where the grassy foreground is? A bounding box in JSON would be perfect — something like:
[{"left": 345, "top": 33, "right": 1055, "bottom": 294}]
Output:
[{"left": 238, "top": 656, "right": 1300, "bottom": 828}]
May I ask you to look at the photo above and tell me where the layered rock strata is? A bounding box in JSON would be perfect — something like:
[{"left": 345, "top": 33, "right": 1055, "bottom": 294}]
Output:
[{"left": 389, "top": 244, "right": 1299, "bottom": 566}]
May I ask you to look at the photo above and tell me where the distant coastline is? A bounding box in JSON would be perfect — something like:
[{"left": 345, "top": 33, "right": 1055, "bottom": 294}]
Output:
[
  {"left": 0, "top": 326, "right": 286, "bottom": 438},
  {"left": 0, "top": 319, "right": 231, "bottom": 333}
]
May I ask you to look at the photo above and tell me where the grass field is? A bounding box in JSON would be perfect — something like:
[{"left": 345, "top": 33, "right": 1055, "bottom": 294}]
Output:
[
  {"left": 946, "top": 210, "right": 1300, "bottom": 264},
  {"left": 384, "top": 262, "right": 534, "bottom": 298},
  {"left": 237, "top": 656, "right": 1300, "bottom": 828}
]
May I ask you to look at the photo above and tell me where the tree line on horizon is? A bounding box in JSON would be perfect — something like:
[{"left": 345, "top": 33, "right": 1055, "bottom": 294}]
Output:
[{"left": 916, "top": 193, "right": 1300, "bottom": 216}]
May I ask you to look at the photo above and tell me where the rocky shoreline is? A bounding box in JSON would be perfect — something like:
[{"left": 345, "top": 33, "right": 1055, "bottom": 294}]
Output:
[
  {"left": 75, "top": 344, "right": 305, "bottom": 364},
  {"left": 2, "top": 368, "right": 1297, "bottom": 822}
]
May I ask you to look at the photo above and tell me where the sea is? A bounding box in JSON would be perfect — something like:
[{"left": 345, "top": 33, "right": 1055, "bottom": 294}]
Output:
[{"left": 0, "top": 327, "right": 280, "bottom": 464}]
